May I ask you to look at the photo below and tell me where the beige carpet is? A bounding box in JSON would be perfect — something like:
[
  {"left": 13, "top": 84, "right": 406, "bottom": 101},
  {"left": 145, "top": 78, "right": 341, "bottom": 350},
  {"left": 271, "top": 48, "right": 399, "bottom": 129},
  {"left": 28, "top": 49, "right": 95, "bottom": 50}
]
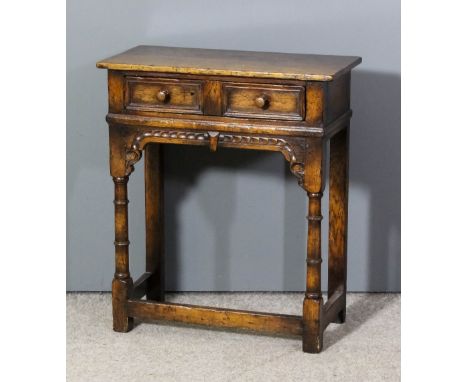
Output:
[{"left": 67, "top": 293, "right": 400, "bottom": 381}]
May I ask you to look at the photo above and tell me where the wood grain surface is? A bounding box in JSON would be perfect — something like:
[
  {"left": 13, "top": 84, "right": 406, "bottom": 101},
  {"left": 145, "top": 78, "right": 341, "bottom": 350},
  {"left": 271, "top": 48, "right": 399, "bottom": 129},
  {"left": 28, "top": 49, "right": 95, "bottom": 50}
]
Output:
[
  {"left": 100, "top": 46, "right": 360, "bottom": 353},
  {"left": 97, "top": 45, "right": 361, "bottom": 81}
]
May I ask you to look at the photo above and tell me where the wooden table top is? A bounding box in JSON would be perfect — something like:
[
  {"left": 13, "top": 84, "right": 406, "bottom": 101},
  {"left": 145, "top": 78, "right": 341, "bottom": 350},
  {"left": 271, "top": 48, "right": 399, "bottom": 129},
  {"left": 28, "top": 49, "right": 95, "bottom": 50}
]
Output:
[{"left": 96, "top": 45, "right": 361, "bottom": 82}]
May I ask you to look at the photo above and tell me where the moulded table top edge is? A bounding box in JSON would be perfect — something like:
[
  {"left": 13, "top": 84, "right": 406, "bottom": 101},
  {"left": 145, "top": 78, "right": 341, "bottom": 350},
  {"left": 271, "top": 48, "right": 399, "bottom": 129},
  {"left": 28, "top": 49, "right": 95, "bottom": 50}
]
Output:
[{"left": 96, "top": 45, "right": 362, "bottom": 81}]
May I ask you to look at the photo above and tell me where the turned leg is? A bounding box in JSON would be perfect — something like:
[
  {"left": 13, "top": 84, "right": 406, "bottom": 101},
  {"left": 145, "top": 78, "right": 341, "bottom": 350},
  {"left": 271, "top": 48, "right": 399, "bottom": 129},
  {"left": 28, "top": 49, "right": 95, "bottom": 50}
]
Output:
[
  {"left": 328, "top": 127, "right": 349, "bottom": 323},
  {"left": 112, "top": 176, "right": 134, "bottom": 332},
  {"left": 302, "top": 139, "right": 325, "bottom": 353},
  {"left": 144, "top": 143, "right": 165, "bottom": 301}
]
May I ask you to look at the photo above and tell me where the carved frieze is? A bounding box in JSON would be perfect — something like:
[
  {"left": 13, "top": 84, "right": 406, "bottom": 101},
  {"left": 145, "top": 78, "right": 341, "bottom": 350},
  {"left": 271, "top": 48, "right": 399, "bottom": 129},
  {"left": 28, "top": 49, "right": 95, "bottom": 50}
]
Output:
[{"left": 124, "top": 129, "right": 306, "bottom": 184}]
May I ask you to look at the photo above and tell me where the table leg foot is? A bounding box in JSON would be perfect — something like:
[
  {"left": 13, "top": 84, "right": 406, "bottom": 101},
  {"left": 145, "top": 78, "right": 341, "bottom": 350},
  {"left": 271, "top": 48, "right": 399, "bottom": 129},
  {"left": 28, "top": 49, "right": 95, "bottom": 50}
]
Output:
[
  {"left": 302, "top": 296, "right": 323, "bottom": 353},
  {"left": 112, "top": 277, "right": 134, "bottom": 332},
  {"left": 333, "top": 309, "right": 346, "bottom": 324}
]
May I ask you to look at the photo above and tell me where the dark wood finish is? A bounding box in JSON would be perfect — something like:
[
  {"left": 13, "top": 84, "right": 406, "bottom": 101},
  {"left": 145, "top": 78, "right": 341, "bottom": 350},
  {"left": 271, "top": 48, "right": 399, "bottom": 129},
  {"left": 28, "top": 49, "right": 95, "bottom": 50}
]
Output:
[
  {"left": 305, "top": 75, "right": 351, "bottom": 126},
  {"left": 222, "top": 82, "right": 305, "bottom": 121},
  {"left": 144, "top": 143, "right": 165, "bottom": 301},
  {"left": 106, "top": 110, "right": 323, "bottom": 136},
  {"left": 328, "top": 127, "right": 349, "bottom": 322},
  {"left": 326, "top": 72, "right": 351, "bottom": 124},
  {"left": 305, "top": 82, "right": 326, "bottom": 125},
  {"left": 108, "top": 71, "right": 125, "bottom": 113},
  {"left": 128, "top": 300, "right": 303, "bottom": 336},
  {"left": 97, "top": 45, "right": 361, "bottom": 81},
  {"left": 98, "top": 45, "right": 360, "bottom": 353},
  {"left": 323, "top": 290, "right": 346, "bottom": 327},
  {"left": 120, "top": 70, "right": 307, "bottom": 86},
  {"left": 124, "top": 76, "right": 203, "bottom": 115},
  {"left": 202, "top": 80, "right": 222, "bottom": 116},
  {"left": 112, "top": 176, "right": 133, "bottom": 332},
  {"left": 302, "top": 138, "right": 325, "bottom": 353}
]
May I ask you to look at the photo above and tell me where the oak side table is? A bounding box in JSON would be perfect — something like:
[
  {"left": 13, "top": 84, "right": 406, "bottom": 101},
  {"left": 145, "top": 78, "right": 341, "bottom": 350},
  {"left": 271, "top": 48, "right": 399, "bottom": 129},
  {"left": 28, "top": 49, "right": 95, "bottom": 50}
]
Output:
[{"left": 96, "top": 45, "right": 361, "bottom": 353}]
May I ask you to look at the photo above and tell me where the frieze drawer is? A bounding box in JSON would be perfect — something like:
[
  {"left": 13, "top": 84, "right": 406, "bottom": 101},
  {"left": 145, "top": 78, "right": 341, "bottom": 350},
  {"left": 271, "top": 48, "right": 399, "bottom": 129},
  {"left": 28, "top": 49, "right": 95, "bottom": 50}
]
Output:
[
  {"left": 222, "top": 82, "right": 305, "bottom": 121},
  {"left": 124, "top": 76, "right": 203, "bottom": 114}
]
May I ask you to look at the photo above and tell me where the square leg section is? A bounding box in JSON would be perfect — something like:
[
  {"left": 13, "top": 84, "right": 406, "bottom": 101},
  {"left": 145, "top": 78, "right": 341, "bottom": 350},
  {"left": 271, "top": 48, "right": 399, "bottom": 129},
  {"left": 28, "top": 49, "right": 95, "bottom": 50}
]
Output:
[
  {"left": 112, "top": 278, "right": 134, "bottom": 332},
  {"left": 144, "top": 143, "right": 165, "bottom": 301},
  {"left": 302, "top": 296, "right": 324, "bottom": 353},
  {"left": 328, "top": 127, "right": 349, "bottom": 323}
]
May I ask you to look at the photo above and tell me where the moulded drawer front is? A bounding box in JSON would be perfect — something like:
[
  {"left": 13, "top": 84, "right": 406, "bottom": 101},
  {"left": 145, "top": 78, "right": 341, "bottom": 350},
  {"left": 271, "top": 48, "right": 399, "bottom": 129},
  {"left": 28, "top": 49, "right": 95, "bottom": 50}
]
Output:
[
  {"left": 125, "top": 77, "right": 203, "bottom": 114},
  {"left": 222, "top": 83, "right": 305, "bottom": 121}
]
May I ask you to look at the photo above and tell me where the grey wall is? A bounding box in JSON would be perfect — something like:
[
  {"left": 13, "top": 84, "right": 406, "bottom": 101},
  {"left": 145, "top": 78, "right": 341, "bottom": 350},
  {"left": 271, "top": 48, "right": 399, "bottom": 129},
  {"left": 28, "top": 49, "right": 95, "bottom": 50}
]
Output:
[{"left": 67, "top": 0, "right": 400, "bottom": 292}]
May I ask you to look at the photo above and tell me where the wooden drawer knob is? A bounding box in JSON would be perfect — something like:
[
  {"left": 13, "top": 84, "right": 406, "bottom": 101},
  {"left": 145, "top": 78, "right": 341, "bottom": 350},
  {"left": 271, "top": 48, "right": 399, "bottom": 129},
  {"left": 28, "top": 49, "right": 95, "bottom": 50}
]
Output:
[
  {"left": 157, "top": 89, "right": 169, "bottom": 103},
  {"left": 255, "top": 95, "right": 269, "bottom": 109}
]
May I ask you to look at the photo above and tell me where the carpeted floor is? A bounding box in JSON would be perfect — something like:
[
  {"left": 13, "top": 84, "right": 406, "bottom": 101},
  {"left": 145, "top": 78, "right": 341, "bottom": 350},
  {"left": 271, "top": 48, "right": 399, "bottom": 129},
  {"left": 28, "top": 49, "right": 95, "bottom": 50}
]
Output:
[{"left": 67, "top": 293, "right": 400, "bottom": 381}]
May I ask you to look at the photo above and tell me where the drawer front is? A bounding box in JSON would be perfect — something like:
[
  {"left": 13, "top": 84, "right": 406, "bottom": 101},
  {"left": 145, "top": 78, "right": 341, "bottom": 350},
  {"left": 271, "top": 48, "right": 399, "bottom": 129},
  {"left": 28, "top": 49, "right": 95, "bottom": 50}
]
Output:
[
  {"left": 125, "top": 77, "right": 203, "bottom": 114},
  {"left": 222, "top": 83, "right": 305, "bottom": 120}
]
